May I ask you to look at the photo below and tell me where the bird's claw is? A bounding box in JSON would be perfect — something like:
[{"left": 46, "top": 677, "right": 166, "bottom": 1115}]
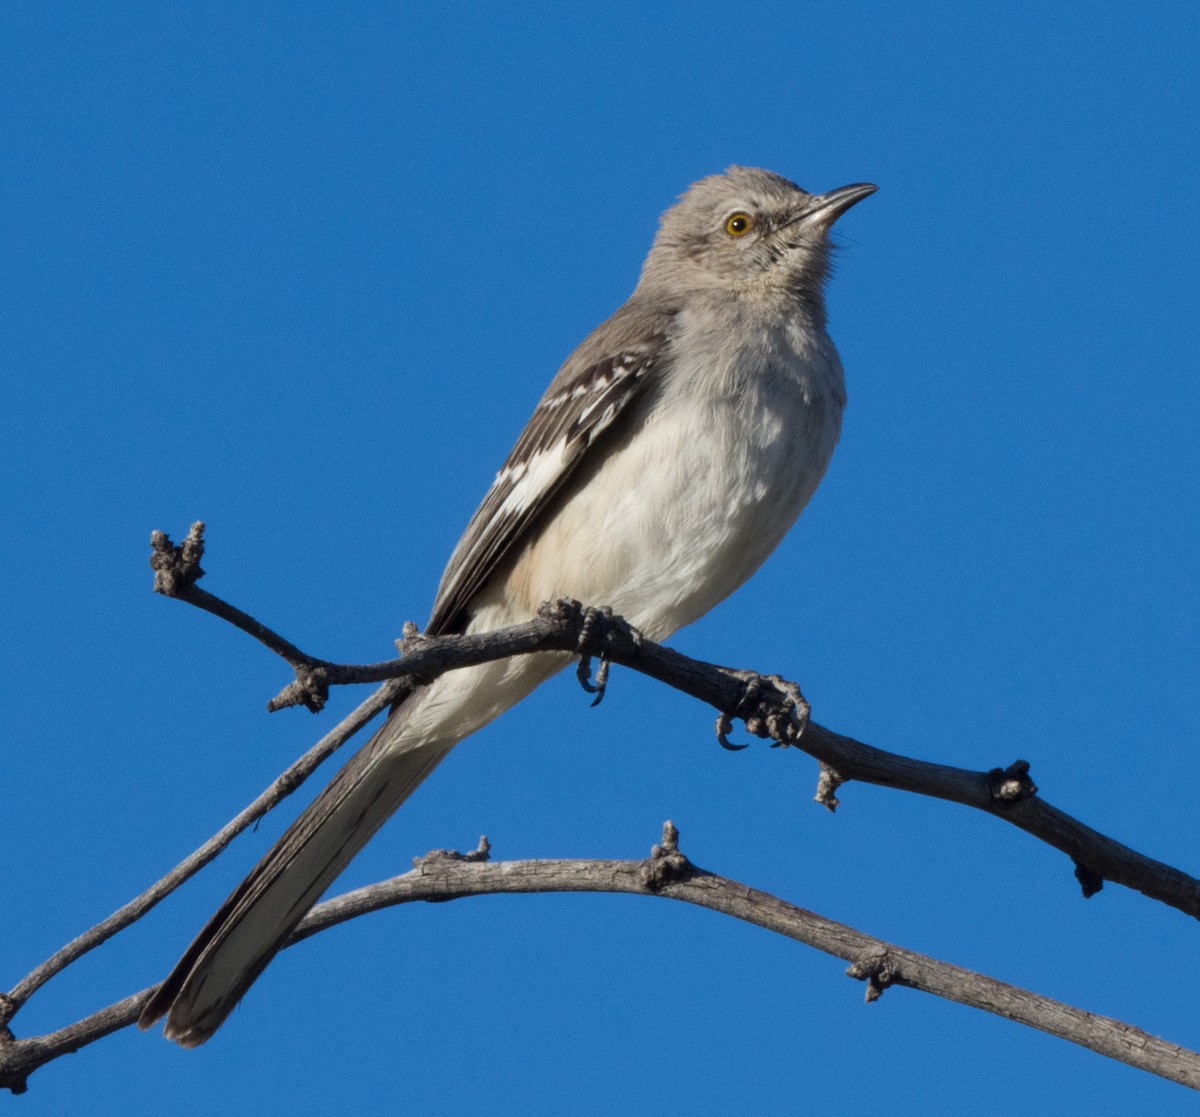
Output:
[
  {"left": 715, "top": 712, "right": 750, "bottom": 750},
  {"left": 715, "top": 671, "right": 810, "bottom": 752},
  {"left": 570, "top": 602, "right": 641, "bottom": 707},
  {"left": 576, "top": 653, "right": 611, "bottom": 706}
]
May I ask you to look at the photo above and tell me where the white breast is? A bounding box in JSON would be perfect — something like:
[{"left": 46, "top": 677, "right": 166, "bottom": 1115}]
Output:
[{"left": 505, "top": 301, "right": 846, "bottom": 642}]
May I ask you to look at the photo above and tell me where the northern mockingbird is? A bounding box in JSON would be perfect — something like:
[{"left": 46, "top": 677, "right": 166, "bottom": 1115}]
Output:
[{"left": 139, "top": 165, "right": 875, "bottom": 1046}]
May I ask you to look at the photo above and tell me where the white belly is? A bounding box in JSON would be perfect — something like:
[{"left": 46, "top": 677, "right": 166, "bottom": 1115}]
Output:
[
  {"left": 504, "top": 313, "right": 845, "bottom": 640},
  {"left": 401, "top": 309, "right": 845, "bottom": 750}
]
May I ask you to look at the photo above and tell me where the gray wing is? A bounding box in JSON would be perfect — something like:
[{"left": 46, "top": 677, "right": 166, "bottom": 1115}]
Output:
[
  {"left": 137, "top": 304, "right": 675, "bottom": 1045},
  {"left": 427, "top": 308, "right": 673, "bottom": 636}
]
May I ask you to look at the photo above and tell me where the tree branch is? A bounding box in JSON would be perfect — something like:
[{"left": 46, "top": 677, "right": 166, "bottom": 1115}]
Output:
[
  {"left": 2, "top": 826, "right": 1196, "bottom": 1094},
  {"left": 144, "top": 523, "right": 1200, "bottom": 924},
  {"left": 1, "top": 680, "right": 406, "bottom": 1016},
  {"left": 5, "top": 521, "right": 1197, "bottom": 1092}
]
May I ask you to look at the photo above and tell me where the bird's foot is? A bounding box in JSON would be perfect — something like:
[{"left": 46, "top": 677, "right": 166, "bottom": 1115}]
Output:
[
  {"left": 547, "top": 599, "right": 642, "bottom": 707},
  {"left": 715, "top": 671, "right": 810, "bottom": 751}
]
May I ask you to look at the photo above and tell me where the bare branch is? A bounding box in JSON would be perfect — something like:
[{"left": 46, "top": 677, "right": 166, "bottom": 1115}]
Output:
[
  {"left": 798, "top": 722, "right": 1200, "bottom": 920},
  {"left": 145, "top": 527, "right": 1200, "bottom": 925},
  {"left": 4, "top": 523, "right": 1188, "bottom": 1092},
  {"left": 307, "top": 840, "right": 1200, "bottom": 1089},
  {"left": 0, "top": 989, "right": 155, "bottom": 1096},
  {"left": 147, "top": 532, "right": 1200, "bottom": 926},
  {"left": 4, "top": 829, "right": 1196, "bottom": 1094},
  {"left": 2, "top": 679, "right": 407, "bottom": 1017}
]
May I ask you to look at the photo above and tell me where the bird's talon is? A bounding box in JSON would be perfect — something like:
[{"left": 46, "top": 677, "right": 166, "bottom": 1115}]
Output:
[
  {"left": 589, "top": 659, "right": 610, "bottom": 706},
  {"left": 715, "top": 712, "right": 749, "bottom": 751},
  {"left": 715, "top": 670, "right": 809, "bottom": 751},
  {"left": 574, "top": 605, "right": 626, "bottom": 705},
  {"left": 576, "top": 655, "right": 598, "bottom": 693}
]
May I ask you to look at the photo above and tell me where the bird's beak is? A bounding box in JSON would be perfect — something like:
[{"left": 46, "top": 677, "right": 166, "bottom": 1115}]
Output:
[{"left": 796, "top": 182, "right": 877, "bottom": 228}]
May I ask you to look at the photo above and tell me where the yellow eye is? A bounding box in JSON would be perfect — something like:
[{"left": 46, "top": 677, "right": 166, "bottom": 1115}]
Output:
[{"left": 724, "top": 211, "right": 754, "bottom": 237}]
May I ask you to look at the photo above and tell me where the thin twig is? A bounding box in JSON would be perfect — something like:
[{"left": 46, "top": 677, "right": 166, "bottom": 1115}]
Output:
[
  {"left": 3, "top": 829, "right": 1196, "bottom": 1094},
  {"left": 7, "top": 524, "right": 1198, "bottom": 1091},
  {"left": 300, "top": 836, "right": 1200, "bottom": 1090},
  {"left": 3, "top": 680, "right": 407, "bottom": 1015},
  {"left": 146, "top": 529, "right": 1200, "bottom": 924}
]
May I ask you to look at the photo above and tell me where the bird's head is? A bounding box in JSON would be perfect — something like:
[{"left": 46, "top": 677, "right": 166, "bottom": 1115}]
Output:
[{"left": 639, "top": 166, "right": 875, "bottom": 309}]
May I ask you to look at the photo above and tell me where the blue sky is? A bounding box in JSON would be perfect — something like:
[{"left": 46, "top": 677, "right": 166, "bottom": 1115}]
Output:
[{"left": 3, "top": 2, "right": 1198, "bottom": 1113}]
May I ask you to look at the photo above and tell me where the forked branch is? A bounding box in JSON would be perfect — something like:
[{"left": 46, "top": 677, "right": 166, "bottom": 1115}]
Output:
[
  {"left": 146, "top": 523, "right": 1200, "bottom": 923},
  {"left": 3, "top": 826, "right": 1198, "bottom": 1094},
  {"left": 2, "top": 522, "right": 1198, "bottom": 1094}
]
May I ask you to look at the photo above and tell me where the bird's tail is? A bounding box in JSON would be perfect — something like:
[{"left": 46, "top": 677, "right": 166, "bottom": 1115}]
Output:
[{"left": 137, "top": 693, "right": 451, "bottom": 1047}]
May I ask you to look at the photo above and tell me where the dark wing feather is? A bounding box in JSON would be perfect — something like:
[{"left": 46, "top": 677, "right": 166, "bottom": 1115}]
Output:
[{"left": 427, "top": 335, "right": 666, "bottom": 636}]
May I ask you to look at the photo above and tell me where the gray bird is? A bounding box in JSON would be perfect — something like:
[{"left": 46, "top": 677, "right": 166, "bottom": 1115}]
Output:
[{"left": 139, "top": 166, "right": 875, "bottom": 1046}]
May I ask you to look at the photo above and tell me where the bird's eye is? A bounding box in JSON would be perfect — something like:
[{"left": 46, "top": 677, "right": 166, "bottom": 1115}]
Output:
[{"left": 724, "top": 211, "right": 754, "bottom": 237}]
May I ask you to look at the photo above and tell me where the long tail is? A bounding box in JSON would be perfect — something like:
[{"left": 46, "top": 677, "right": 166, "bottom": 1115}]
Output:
[{"left": 137, "top": 693, "right": 451, "bottom": 1047}]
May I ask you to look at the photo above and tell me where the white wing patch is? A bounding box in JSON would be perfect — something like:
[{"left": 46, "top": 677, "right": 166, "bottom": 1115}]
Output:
[
  {"left": 492, "top": 438, "right": 571, "bottom": 520},
  {"left": 425, "top": 341, "right": 663, "bottom": 635}
]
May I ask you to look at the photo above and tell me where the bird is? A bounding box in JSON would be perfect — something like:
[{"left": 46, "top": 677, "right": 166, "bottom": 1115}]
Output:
[{"left": 138, "top": 165, "right": 875, "bottom": 1046}]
